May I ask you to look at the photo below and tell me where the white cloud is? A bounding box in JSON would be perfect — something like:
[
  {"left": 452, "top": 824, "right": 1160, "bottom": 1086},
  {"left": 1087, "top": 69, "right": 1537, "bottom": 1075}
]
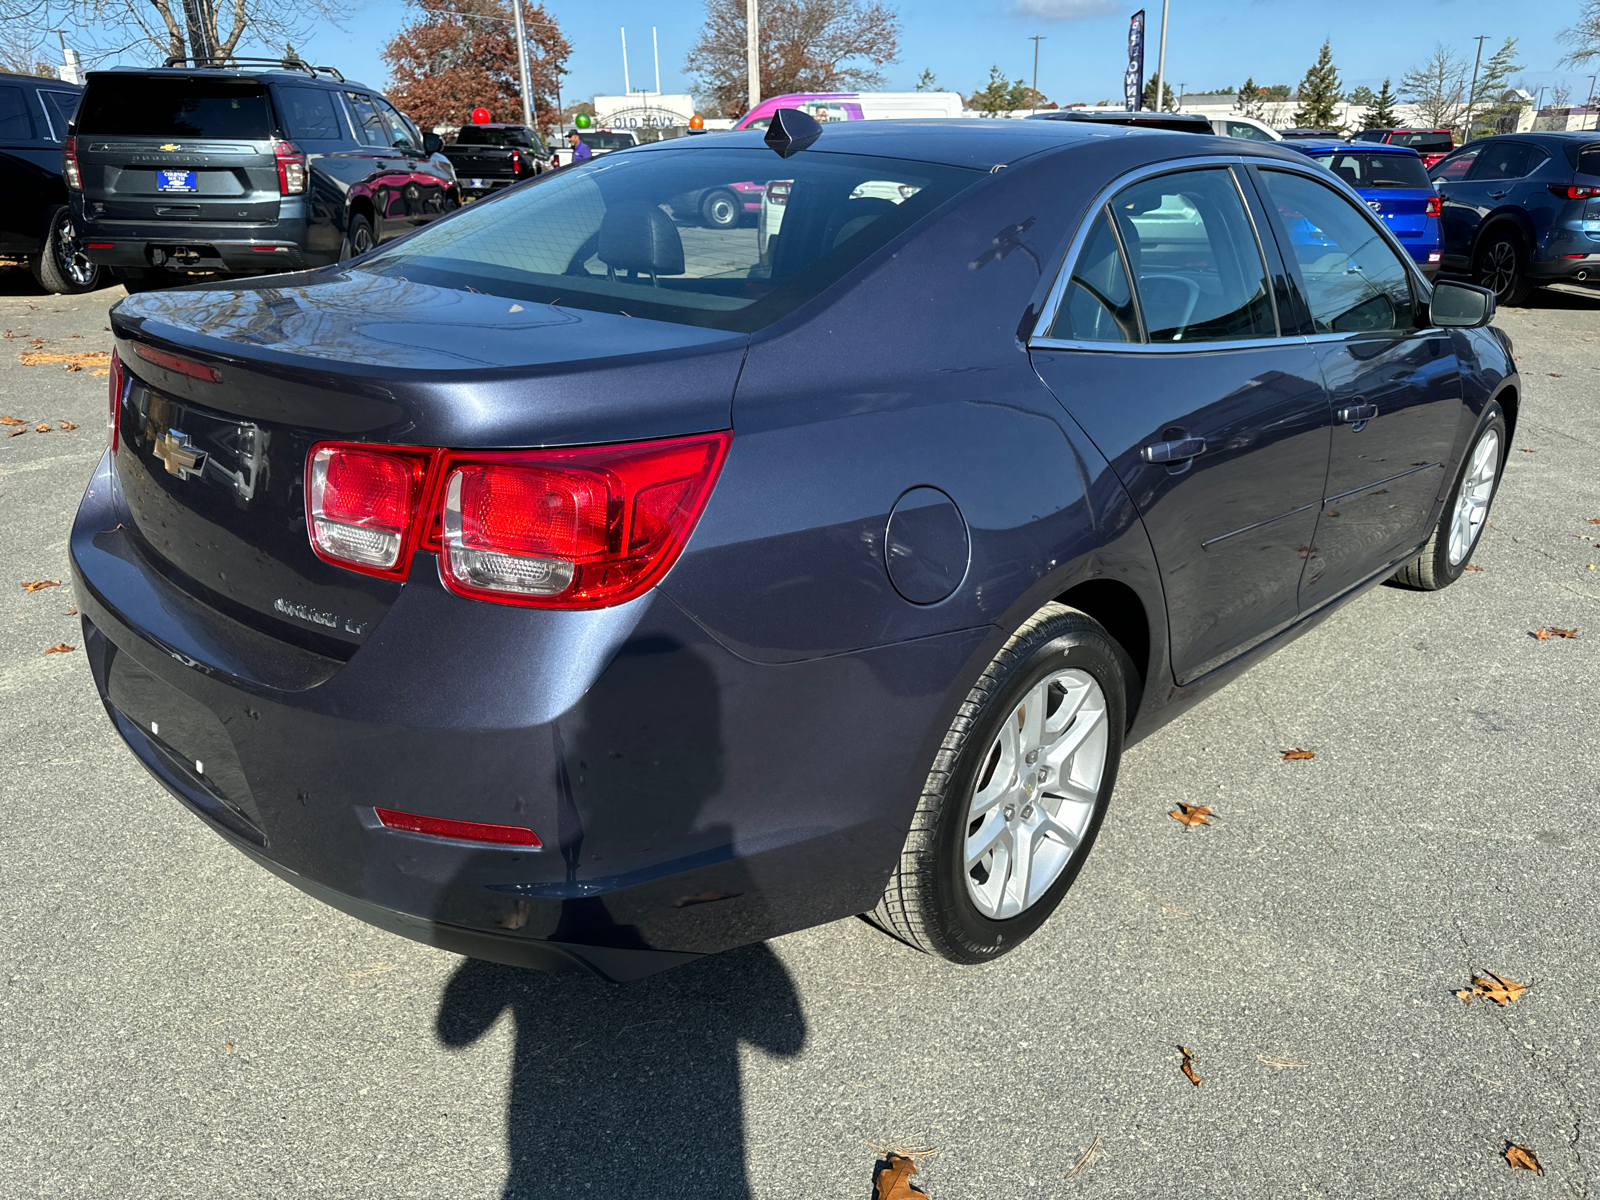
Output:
[{"left": 1011, "top": 0, "right": 1119, "bottom": 19}]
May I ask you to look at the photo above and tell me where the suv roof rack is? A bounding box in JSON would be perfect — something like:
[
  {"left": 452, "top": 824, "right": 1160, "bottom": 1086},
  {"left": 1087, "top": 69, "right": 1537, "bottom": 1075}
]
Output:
[{"left": 160, "top": 55, "right": 345, "bottom": 82}]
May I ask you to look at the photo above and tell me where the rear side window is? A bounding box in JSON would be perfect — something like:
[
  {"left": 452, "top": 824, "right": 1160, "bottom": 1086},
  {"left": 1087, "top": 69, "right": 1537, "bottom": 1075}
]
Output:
[
  {"left": 1391, "top": 131, "right": 1452, "bottom": 154},
  {"left": 1107, "top": 168, "right": 1277, "bottom": 343},
  {"left": 1048, "top": 210, "right": 1138, "bottom": 343},
  {"left": 1259, "top": 169, "right": 1416, "bottom": 334},
  {"left": 1465, "top": 142, "right": 1543, "bottom": 181},
  {"left": 77, "top": 77, "right": 273, "bottom": 138},
  {"left": 277, "top": 86, "right": 345, "bottom": 143},
  {"left": 0, "top": 85, "right": 34, "bottom": 139},
  {"left": 358, "top": 147, "right": 978, "bottom": 333},
  {"left": 344, "top": 92, "right": 390, "bottom": 146},
  {"left": 1311, "top": 152, "right": 1431, "bottom": 190},
  {"left": 39, "top": 90, "right": 79, "bottom": 141}
]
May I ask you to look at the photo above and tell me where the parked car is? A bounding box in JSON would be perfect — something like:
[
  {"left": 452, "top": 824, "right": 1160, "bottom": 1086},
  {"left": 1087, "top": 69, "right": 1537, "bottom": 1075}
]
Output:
[
  {"left": 0, "top": 71, "right": 103, "bottom": 293},
  {"left": 733, "top": 90, "right": 967, "bottom": 131},
  {"left": 1028, "top": 109, "right": 1213, "bottom": 134},
  {"left": 1429, "top": 131, "right": 1600, "bottom": 303},
  {"left": 1278, "top": 127, "right": 1344, "bottom": 140},
  {"left": 73, "top": 117, "right": 1517, "bottom": 981},
  {"left": 1205, "top": 114, "right": 1283, "bottom": 141},
  {"left": 442, "top": 119, "right": 552, "bottom": 199},
  {"left": 68, "top": 58, "right": 459, "bottom": 292},
  {"left": 671, "top": 179, "right": 766, "bottom": 229},
  {"left": 1280, "top": 138, "right": 1443, "bottom": 277},
  {"left": 561, "top": 128, "right": 640, "bottom": 162},
  {"left": 1355, "top": 128, "right": 1454, "bottom": 169}
]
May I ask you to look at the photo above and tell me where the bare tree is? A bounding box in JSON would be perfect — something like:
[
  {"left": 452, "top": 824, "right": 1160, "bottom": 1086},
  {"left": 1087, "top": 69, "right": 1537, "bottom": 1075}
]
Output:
[
  {"left": 1560, "top": 0, "right": 1600, "bottom": 66},
  {"left": 684, "top": 0, "right": 900, "bottom": 118},
  {"left": 2, "top": 0, "right": 341, "bottom": 67},
  {"left": 1401, "top": 43, "right": 1467, "bottom": 130},
  {"left": 1552, "top": 83, "right": 1572, "bottom": 107},
  {"left": 0, "top": 28, "right": 58, "bottom": 74}
]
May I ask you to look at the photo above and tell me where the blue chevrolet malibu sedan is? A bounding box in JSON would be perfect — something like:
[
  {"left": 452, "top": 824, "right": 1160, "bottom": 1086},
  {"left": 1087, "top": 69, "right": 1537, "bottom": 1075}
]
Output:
[
  {"left": 72, "top": 115, "right": 1518, "bottom": 980},
  {"left": 1279, "top": 138, "right": 1444, "bottom": 278}
]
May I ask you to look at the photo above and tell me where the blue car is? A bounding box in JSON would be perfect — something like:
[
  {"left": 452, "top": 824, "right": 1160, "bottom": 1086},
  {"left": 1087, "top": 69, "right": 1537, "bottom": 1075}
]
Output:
[
  {"left": 72, "top": 116, "right": 1518, "bottom": 979},
  {"left": 1281, "top": 138, "right": 1443, "bottom": 279},
  {"left": 1429, "top": 132, "right": 1600, "bottom": 304}
]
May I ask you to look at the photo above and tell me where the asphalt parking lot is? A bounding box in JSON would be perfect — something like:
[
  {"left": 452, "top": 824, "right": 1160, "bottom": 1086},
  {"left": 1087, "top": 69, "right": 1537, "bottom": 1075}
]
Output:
[{"left": 1, "top": 266, "right": 1596, "bottom": 1200}]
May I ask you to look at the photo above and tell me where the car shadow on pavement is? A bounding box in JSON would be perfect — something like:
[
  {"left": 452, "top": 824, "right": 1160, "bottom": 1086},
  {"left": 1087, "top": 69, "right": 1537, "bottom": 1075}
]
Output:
[{"left": 435, "top": 942, "right": 806, "bottom": 1198}]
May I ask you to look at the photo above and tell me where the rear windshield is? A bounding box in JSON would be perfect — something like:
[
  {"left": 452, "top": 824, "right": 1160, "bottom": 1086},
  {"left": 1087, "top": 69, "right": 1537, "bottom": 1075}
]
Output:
[
  {"left": 1310, "top": 151, "right": 1432, "bottom": 190},
  {"left": 1390, "top": 131, "right": 1452, "bottom": 153},
  {"left": 454, "top": 126, "right": 534, "bottom": 148},
  {"left": 358, "top": 147, "right": 978, "bottom": 333},
  {"left": 1569, "top": 144, "right": 1600, "bottom": 177},
  {"left": 77, "top": 77, "right": 273, "bottom": 138},
  {"left": 580, "top": 131, "right": 636, "bottom": 151}
]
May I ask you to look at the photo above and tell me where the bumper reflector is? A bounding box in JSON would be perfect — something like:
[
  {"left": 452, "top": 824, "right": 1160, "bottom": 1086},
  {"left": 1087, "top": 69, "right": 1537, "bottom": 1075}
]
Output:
[{"left": 375, "top": 807, "right": 542, "bottom": 847}]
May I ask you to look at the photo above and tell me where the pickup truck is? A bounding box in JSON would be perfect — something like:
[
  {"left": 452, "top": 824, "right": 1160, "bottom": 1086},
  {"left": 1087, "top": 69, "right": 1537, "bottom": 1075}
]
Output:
[{"left": 442, "top": 122, "right": 553, "bottom": 198}]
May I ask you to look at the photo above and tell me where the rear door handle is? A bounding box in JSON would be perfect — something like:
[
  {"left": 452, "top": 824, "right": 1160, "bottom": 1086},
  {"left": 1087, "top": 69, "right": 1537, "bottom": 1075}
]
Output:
[
  {"left": 1140, "top": 437, "right": 1206, "bottom": 463},
  {"left": 1337, "top": 403, "right": 1379, "bottom": 425},
  {"left": 1487, "top": 189, "right": 1509, "bottom": 199}
]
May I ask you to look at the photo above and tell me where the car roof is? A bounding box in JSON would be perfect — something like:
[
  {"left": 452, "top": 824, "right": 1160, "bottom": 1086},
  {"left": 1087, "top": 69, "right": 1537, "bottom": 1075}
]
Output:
[
  {"left": 84, "top": 66, "right": 368, "bottom": 90},
  {"left": 1283, "top": 138, "right": 1422, "bottom": 157},
  {"left": 1469, "top": 130, "right": 1600, "bottom": 144},
  {"left": 0, "top": 71, "right": 81, "bottom": 90}
]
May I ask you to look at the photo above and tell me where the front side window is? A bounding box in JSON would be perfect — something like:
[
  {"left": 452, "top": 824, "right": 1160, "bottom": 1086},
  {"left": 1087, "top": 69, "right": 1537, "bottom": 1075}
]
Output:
[
  {"left": 344, "top": 92, "right": 390, "bottom": 146},
  {"left": 1107, "top": 168, "right": 1277, "bottom": 343},
  {"left": 357, "top": 147, "right": 978, "bottom": 332},
  {"left": 1258, "top": 169, "right": 1416, "bottom": 334},
  {"left": 377, "top": 98, "right": 421, "bottom": 151},
  {"left": 1047, "top": 210, "right": 1138, "bottom": 343},
  {"left": 1430, "top": 146, "right": 1481, "bottom": 182}
]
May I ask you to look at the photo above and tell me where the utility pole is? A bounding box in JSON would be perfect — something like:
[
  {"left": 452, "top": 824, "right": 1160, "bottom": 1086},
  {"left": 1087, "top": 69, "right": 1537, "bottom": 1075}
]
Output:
[
  {"left": 1177, "top": 81, "right": 1186, "bottom": 108},
  {"left": 512, "top": 0, "right": 534, "bottom": 129},
  {"left": 1462, "top": 34, "right": 1489, "bottom": 141},
  {"left": 746, "top": 0, "right": 760, "bottom": 112},
  {"left": 1153, "top": 0, "right": 1170, "bottom": 112},
  {"left": 1029, "top": 35, "right": 1045, "bottom": 100},
  {"left": 181, "top": 0, "right": 216, "bottom": 63}
]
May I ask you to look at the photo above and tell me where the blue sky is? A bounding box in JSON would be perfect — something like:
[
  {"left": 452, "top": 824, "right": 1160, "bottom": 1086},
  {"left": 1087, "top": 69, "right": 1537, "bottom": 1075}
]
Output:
[{"left": 138, "top": 0, "right": 1594, "bottom": 109}]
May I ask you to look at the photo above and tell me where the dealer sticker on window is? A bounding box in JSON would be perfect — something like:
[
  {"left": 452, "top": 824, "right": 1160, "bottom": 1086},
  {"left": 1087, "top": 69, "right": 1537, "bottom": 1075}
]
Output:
[{"left": 158, "top": 170, "right": 198, "bottom": 193}]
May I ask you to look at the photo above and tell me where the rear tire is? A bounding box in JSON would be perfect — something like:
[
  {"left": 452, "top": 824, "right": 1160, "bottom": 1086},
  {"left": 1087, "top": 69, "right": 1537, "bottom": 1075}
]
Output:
[
  {"left": 701, "top": 189, "right": 740, "bottom": 230},
  {"left": 872, "top": 603, "right": 1131, "bottom": 964},
  {"left": 28, "top": 206, "right": 101, "bottom": 295},
  {"left": 1473, "top": 230, "right": 1532, "bottom": 306},
  {"left": 1391, "top": 403, "right": 1506, "bottom": 590},
  {"left": 344, "top": 214, "right": 376, "bottom": 259}
]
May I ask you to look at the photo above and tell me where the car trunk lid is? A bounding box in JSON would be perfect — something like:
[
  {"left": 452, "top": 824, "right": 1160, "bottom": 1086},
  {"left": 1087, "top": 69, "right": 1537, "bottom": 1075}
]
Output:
[{"left": 1363, "top": 189, "right": 1433, "bottom": 238}]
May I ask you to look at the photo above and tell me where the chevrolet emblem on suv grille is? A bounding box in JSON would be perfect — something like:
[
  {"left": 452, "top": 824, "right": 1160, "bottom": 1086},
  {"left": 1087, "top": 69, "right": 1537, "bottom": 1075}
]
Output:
[
  {"left": 160, "top": 143, "right": 180, "bottom": 151},
  {"left": 153, "top": 430, "right": 207, "bottom": 480}
]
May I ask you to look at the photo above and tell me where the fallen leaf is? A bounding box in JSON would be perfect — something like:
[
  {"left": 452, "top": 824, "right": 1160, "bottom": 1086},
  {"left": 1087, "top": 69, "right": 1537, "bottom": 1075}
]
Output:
[
  {"left": 6, "top": 428, "right": 23, "bottom": 437},
  {"left": 1588, "top": 518, "right": 1600, "bottom": 525},
  {"left": 34, "top": 423, "right": 50, "bottom": 433},
  {"left": 1519, "top": 448, "right": 1535, "bottom": 453},
  {"left": 89, "top": 369, "right": 109, "bottom": 377},
  {"left": 1179, "top": 1046, "right": 1202, "bottom": 1088},
  {"left": 224, "top": 1042, "right": 234, "bottom": 1051},
  {"left": 63, "top": 363, "right": 81, "bottom": 372},
  {"left": 58, "top": 421, "right": 77, "bottom": 431},
  {"left": 874, "top": 1154, "right": 924, "bottom": 1200},
  {"left": 1454, "top": 988, "right": 1475, "bottom": 1006},
  {"left": 1533, "top": 628, "right": 1551, "bottom": 640},
  {"left": 44, "top": 642, "right": 75, "bottom": 654},
  {"left": 65, "top": 605, "right": 77, "bottom": 615},
  {"left": 1548, "top": 372, "right": 1563, "bottom": 377},
  {"left": 1504, "top": 1144, "right": 1542, "bottom": 1173},
  {"left": 0, "top": 415, "right": 23, "bottom": 425},
  {"left": 1281, "top": 748, "right": 1316, "bottom": 761},
  {"left": 1063, "top": 1134, "right": 1101, "bottom": 1180},
  {"left": 1169, "top": 802, "right": 1212, "bottom": 827},
  {"left": 21, "top": 579, "right": 61, "bottom": 591},
  {"left": 16, "top": 350, "right": 111, "bottom": 368},
  {"left": 1474, "top": 972, "right": 1529, "bottom": 1006},
  {"left": 1463, "top": 563, "right": 1484, "bottom": 572},
  {"left": 1548, "top": 627, "right": 1578, "bottom": 639}
]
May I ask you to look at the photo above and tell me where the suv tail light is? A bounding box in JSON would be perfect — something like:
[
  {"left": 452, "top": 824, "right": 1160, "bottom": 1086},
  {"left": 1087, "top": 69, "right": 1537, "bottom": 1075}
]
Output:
[
  {"left": 304, "top": 433, "right": 730, "bottom": 607},
  {"left": 62, "top": 136, "right": 82, "bottom": 191},
  {"left": 766, "top": 180, "right": 792, "bottom": 206},
  {"left": 1551, "top": 184, "right": 1600, "bottom": 200},
  {"left": 108, "top": 349, "right": 123, "bottom": 453},
  {"left": 511, "top": 148, "right": 523, "bottom": 176},
  {"left": 307, "top": 445, "right": 434, "bottom": 578},
  {"left": 274, "top": 140, "right": 307, "bottom": 195},
  {"left": 1425, "top": 196, "right": 1441, "bottom": 217}
]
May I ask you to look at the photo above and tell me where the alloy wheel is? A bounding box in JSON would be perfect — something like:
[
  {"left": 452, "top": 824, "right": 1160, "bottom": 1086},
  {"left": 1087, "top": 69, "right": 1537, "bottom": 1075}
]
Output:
[
  {"left": 1480, "top": 241, "right": 1517, "bottom": 300},
  {"left": 1448, "top": 427, "right": 1499, "bottom": 566},
  {"left": 55, "top": 216, "right": 96, "bottom": 287},
  {"left": 964, "top": 669, "right": 1108, "bottom": 919}
]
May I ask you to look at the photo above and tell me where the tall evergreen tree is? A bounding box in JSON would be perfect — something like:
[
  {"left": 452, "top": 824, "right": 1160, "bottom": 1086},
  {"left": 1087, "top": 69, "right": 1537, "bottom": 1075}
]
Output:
[
  {"left": 969, "top": 65, "right": 1027, "bottom": 117},
  {"left": 1360, "top": 77, "right": 1400, "bottom": 128},
  {"left": 1292, "top": 39, "right": 1344, "bottom": 130},
  {"left": 1235, "top": 76, "right": 1266, "bottom": 119},
  {"left": 1466, "top": 38, "right": 1523, "bottom": 138},
  {"left": 1141, "top": 78, "right": 1176, "bottom": 111},
  {"left": 1347, "top": 85, "right": 1377, "bottom": 107}
]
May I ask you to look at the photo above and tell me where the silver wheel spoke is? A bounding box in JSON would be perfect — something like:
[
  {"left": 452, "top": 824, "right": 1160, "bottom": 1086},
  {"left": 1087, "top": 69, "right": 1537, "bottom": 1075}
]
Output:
[{"left": 965, "top": 807, "right": 1009, "bottom": 868}]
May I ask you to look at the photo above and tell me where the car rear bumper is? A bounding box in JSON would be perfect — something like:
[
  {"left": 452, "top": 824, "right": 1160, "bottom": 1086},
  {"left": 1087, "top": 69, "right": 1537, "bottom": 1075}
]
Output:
[
  {"left": 1528, "top": 253, "right": 1600, "bottom": 287},
  {"left": 77, "top": 216, "right": 313, "bottom": 273},
  {"left": 70, "top": 452, "right": 984, "bottom": 980}
]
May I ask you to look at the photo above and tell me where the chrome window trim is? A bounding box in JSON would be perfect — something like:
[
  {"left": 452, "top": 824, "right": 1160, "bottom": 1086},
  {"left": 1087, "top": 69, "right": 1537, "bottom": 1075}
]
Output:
[{"left": 1030, "top": 333, "right": 1305, "bottom": 354}]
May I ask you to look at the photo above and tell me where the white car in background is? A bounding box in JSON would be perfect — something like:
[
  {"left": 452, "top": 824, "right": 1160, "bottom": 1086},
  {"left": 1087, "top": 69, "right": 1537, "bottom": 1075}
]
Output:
[{"left": 1206, "top": 115, "right": 1282, "bottom": 141}]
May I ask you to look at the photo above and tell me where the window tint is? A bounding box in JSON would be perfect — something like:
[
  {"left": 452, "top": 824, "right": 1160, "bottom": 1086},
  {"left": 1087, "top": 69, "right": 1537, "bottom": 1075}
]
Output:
[
  {"left": 1226, "top": 121, "right": 1275, "bottom": 142},
  {"left": 360, "top": 148, "right": 977, "bottom": 333},
  {"left": 1465, "top": 142, "right": 1541, "bottom": 181},
  {"left": 377, "top": 98, "right": 421, "bottom": 151},
  {"left": 1391, "top": 131, "right": 1453, "bottom": 153},
  {"left": 1107, "top": 168, "right": 1277, "bottom": 343},
  {"left": 454, "top": 125, "right": 534, "bottom": 147},
  {"left": 344, "top": 92, "right": 390, "bottom": 146},
  {"left": 1259, "top": 169, "right": 1416, "bottom": 334},
  {"left": 1430, "top": 146, "right": 1480, "bottom": 182},
  {"left": 1574, "top": 145, "right": 1600, "bottom": 178},
  {"left": 77, "top": 78, "right": 272, "bottom": 138},
  {"left": 1355, "top": 130, "right": 1386, "bottom": 143},
  {"left": 1310, "top": 152, "right": 1432, "bottom": 190},
  {"left": 278, "top": 86, "right": 345, "bottom": 142},
  {"left": 0, "top": 85, "right": 35, "bottom": 139},
  {"left": 1048, "top": 210, "right": 1138, "bottom": 343},
  {"left": 39, "top": 90, "right": 78, "bottom": 141}
]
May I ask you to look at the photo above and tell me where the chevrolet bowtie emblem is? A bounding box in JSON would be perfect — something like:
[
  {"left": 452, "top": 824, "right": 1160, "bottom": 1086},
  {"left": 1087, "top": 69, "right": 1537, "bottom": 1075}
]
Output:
[
  {"left": 160, "top": 143, "right": 180, "bottom": 151},
  {"left": 153, "top": 429, "right": 207, "bottom": 480}
]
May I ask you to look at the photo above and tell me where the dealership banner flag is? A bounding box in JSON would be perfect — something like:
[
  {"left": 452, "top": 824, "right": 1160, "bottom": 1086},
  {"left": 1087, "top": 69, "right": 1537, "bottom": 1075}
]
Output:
[{"left": 1124, "top": 10, "right": 1146, "bottom": 111}]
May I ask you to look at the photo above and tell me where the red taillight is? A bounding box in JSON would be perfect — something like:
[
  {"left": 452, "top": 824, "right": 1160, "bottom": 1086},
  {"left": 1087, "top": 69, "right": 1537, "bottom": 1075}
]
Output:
[
  {"left": 439, "top": 433, "right": 730, "bottom": 608},
  {"left": 86, "top": 242, "right": 114, "bottom": 249},
  {"left": 62, "top": 135, "right": 81, "bottom": 191},
  {"left": 766, "top": 179, "right": 792, "bottom": 206},
  {"left": 1425, "top": 196, "right": 1441, "bottom": 217},
  {"left": 375, "top": 807, "right": 541, "bottom": 847},
  {"left": 274, "top": 139, "right": 307, "bottom": 195},
  {"left": 1551, "top": 184, "right": 1600, "bottom": 200},
  {"left": 510, "top": 148, "right": 523, "bottom": 175},
  {"left": 131, "top": 341, "right": 222, "bottom": 383},
  {"left": 108, "top": 349, "right": 123, "bottom": 453},
  {"left": 306, "top": 444, "right": 434, "bottom": 578}
]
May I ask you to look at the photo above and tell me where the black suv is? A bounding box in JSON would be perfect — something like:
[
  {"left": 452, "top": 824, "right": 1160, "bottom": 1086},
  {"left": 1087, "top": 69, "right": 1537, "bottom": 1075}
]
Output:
[
  {"left": 68, "top": 59, "right": 460, "bottom": 290},
  {"left": 1, "top": 72, "right": 104, "bottom": 293}
]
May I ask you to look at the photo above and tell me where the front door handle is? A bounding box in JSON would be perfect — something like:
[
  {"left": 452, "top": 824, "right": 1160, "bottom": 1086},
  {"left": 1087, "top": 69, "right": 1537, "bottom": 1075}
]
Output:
[
  {"left": 1336, "top": 403, "right": 1379, "bottom": 425},
  {"left": 1140, "top": 437, "right": 1206, "bottom": 463}
]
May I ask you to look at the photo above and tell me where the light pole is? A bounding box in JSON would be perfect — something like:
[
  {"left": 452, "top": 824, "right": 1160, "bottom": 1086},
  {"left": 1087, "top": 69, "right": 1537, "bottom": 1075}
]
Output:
[
  {"left": 511, "top": 2, "right": 534, "bottom": 129},
  {"left": 1461, "top": 34, "right": 1489, "bottom": 140},
  {"left": 1153, "top": 0, "right": 1170, "bottom": 112},
  {"left": 746, "top": 0, "right": 760, "bottom": 112},
  {"left": 1029, "top": 35, "right": 1046, "bottom": 101}
]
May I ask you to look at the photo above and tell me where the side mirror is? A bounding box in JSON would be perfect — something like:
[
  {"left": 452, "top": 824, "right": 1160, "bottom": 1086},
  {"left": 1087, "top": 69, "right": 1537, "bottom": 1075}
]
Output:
[
  {"left": 1429, "top": 280, "right": 1496, "bottom": 328},
  {"left": 423, "top": 133, "right": 443, "bottom": 156}
]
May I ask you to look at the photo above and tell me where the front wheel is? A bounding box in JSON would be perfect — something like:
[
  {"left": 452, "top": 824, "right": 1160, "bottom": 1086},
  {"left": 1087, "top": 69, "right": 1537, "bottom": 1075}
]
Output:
[
  {"left": 1474, "top": 232, "right": 1532, "bottom": 306},
  {"left": 701, "top": 189, "right": 740, "bottom": 230},
  {"left": 1392, "top": 404, "right": 1506, "bottom": 590},
  {"left": 872, "top": 603, "right": 1132, "bottom": 964},
  {"left": 343, "top": 213, "right": 377, "bottom": 259},
  {"left": 29, "top": 206, "right": 101, "bottom": 295}
]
